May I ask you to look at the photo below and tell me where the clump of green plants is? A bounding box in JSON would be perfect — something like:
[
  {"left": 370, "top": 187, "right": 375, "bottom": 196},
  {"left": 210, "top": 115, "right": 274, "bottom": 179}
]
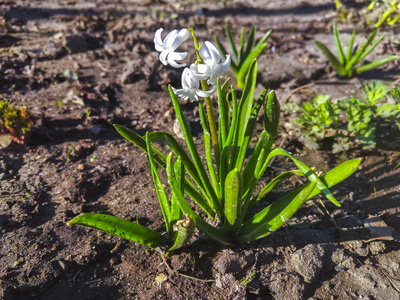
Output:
[
  {"left": 68, "top": 27, "right": 360, "bottom": 253},
  {"left": 0, "top": 100, "right": 32, "bottom": 148},
  {"left": 368, "top": 0, "right": 400, "bottom": 27},
  {"left": 283, "top": 81, "right": 400, "bottom": 152},
  {"left": 214, "top": 24, "right": 272, "bottom": 89},
  {"left": 314, "top": 23, "right": 399, "bottom": 78}
]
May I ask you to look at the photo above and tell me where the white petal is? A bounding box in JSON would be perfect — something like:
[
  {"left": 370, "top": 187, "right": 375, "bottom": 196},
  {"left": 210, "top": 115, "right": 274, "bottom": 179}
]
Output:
[
  {"left": 153, "top": 28, "right": 164, "bottom": 51},
  {"left": 199, "top": 44, "right": 211, "bottom": 62},
  {"left": 168, "top": 52, "right": 187, "bottom": 68},
  {"left": 190, "top": 64, "right": 209, "bottom": 80},
  {"left": 196, "top": 85, "right": 216, "bottom": 98},
  {"left": 164, "top": 30, "right": 178, "bottom": 48},
  {"left": 205, "top": 41, "right": 221, "bottom": 63},
  {"left": 220, "top": 54, "right": 231, "bottom": 70},
  {"left": 159, "top": 50, "right": 168, "bottom": 65},
  {"left": 170, "top": 28, "right": 190, "bottom": 50}
]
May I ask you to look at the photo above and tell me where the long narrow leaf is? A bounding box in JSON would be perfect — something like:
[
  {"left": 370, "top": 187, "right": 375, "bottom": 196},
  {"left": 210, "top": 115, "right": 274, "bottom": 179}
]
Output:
[
  {"left": 199, "top": 103, "right": 219, "bottom": 196},
  {"left": 333, "top": 23, "right": 346, "bottom": 65},
  {"left": 346, "top": 28, "right": 379, "bottom": 70},
  {"left": 231, "top": 60, "right": 258, "bottom": 171},
  {"left": 244, "top": 25, "right": 256, "bottom": 60},
  {"left": 68, "top": 213, "right": 167, "bottom": 248},
  {"left": 223, "top": 169, "right": 243, "bottom": 231},
  {"left": 262, "top": 148, "right": 341, "bottom": 207},
  {"left": 168, "top": 85, "right": 223, "bottom": 217},
  {"left": 170, "top": 155, "right": 183, "bottom": 223},
  {"left": 147, "top": 133, "right": 171, "bottom": 232},
  {"left": 148, "top": 131, "right": 215, "bottom": 217},
  {"left": 167, "top": 160, "right": 236, "bottom": 246},
  {"left": 346, "top": 30, "right": 356, "bottom": 62},
  {"left": 237, "top": 30, "right": 272, "bottom": 87},
  {"left": 256, "top": 170, "right": 303, "bottom": 201},
  {"left": 114, "top": 124, "right": 214, "bottom": 218},
  {"left": 238, "top": 157, "right": 361, "bottom": 238},
  {"left": 356, "top": 56, "right": 399, "bottom": 74},
  {"left": 314, "top": 41, "right": 346, "bottom": 76},
  {"left": 358, "top": 33, "right": 385, "bottom": 62},
  {"left": 226, "top": 24, "right": 239, "bottom": 63},
  {"left": 235, "top": 182, "right": 317, "bottom": 243}
]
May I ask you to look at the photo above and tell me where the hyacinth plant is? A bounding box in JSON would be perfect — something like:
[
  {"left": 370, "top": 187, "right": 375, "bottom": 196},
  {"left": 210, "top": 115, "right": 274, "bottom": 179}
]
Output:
[
  {"left": 314, "top": 23, "right": 399, "bottom": 78},
  {"left": 68, "top": 27, "right": 361, "bottom": 251}
]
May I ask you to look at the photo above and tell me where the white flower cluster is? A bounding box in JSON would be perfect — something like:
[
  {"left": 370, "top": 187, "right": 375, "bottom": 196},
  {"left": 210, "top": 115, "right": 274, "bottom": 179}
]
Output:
[{"left": 153, "top": 28, "right": 231, "bottom": 102}]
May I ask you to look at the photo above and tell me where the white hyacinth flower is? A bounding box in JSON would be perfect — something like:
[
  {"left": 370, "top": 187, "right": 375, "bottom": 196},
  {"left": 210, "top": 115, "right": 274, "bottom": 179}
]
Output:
[
  {"left": 172, "top": 67, "right": 216, "bottom": 102},
  {"left": 153, "top": 28, "right": 190, "bottom": 68},
  {"left": 197, "top": 41, "right": 231, "bottom": 85}
]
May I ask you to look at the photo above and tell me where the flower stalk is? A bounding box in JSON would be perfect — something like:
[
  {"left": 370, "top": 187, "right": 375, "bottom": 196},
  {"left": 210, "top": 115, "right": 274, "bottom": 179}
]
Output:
[{"left": 189, "top": 28, "right": 221, "bottom": 173}]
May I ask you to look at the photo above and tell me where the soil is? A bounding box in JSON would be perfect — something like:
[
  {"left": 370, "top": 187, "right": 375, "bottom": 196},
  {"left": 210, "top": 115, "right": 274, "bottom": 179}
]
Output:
[{"left": 1, "top": 0, "right": 400, "bottom": 299}]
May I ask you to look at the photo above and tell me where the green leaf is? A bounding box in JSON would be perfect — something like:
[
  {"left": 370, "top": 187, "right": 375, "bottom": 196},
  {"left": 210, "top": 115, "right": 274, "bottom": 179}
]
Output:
[
  {"left": 199, "top": 103, "right": 219, "bottom": 196},
  {"left": 346, "top": 30, "right": 356, "bottom": 62},
  {"left": 244, "top": 25, "right": 256, "bottom": 60},
  {"left": 263, "top": 148, "right": 341, "bottom": 207},
  {"left": 226, "top": 24, "right": 239, "bottom": 64},
  {"left": 333, "top": 23, "right": 346, "bottom": 65},
  {"left": 148, "top": 131, "right": 215, "bottom": 217},
  {"left": 114, "top": 124, "right": 214, "bottom": 218},
  {"left": 346, "top": 28, "right": 379, "bottom": 70},
  {"left": 264, "top": 90, "right": 281, "bottom": 139},
  {"left": 355, "top": 55, "right": 399, "bottom": 74},
  {"left": 231, "top": 60, "right": 258, "bottom": 171},
  {"left": 167, "top": 159, "right": 236, "bottom": 246},
  {"left": 358, "top": 33, "right": 385, "bottom": 62},
  {"left": 68, "top": 213, "right": 167, "bottom": 248},
  {"left": 240, "top": 157, "right": 361, "bottom": 240},
  {"left": 236, "top": 181, "right": 317, "bottom": 243},
  {"left": 168, "top": 86, "right": 222, "bottom": 216},
  {"left": 147, "top": 133, "right": 171, "bottom": 232},
  {"left": 170, "top": 155, "right": 183, "bottom": 223},
  {"left": 256, "top": 170, "right": 303, "bottom": 201},
  {"left": 237, "top": 30, "right": 272, "bottom": 88},
  {"left": 314, "top": 41, "right": 346, "bottom": 76},
  {"left": 224, "top": 169, "right": 243, "bottom": 231}
]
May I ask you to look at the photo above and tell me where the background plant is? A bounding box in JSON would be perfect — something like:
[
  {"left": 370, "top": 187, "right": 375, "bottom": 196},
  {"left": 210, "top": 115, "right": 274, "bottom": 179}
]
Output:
[
  {"left": 69, "top": 28, "right": 360, "bottom": 252},
  {"left": 215, "top": 24, "right": 272, "bottom": 89},
  {"left": 368, "top": 0, "right": 400, "bottom": 27},
  {"left": 0, "top": 100, "right": 32, "bottom": 148},
  {"left": 314, "top": 23, "right": 399, "bottom": 77},
  {"left": 283, "top": 80, "right": 400, "bottom": 152}
]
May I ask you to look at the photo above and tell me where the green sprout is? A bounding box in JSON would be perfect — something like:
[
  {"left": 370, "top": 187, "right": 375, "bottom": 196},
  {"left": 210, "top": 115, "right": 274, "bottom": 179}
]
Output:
[
  {"left": 68, "top": 28, "right": 360, "bottom": 253},
  {"left": 215, "top": 24, "right": 272, "bottom": 88},
  {"left": 314, "top": 23, "right": 399, "bottom": 78}
]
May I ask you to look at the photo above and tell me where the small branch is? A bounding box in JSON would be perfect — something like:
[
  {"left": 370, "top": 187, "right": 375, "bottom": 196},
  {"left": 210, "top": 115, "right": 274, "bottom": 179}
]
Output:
[{"left": 282, "top": 82, "right": 315, "bottom": 105}]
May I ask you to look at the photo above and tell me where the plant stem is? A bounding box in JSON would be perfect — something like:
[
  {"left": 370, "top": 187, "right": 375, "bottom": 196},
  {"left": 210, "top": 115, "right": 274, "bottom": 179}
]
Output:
[{"left": 189, "top": 28, "right": 221, "bottom": 172}]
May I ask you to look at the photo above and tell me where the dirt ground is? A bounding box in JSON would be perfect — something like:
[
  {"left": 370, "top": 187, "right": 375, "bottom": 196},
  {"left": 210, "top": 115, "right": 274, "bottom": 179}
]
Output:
[{"left": 1, "top": 0, "right": 400, "bottom": 299}]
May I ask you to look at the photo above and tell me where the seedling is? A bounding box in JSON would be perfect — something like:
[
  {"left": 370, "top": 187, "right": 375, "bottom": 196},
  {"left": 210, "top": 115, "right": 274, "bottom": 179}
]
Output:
[{"left": 314, "top": 23, "right": 399, "bottom": 77}]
